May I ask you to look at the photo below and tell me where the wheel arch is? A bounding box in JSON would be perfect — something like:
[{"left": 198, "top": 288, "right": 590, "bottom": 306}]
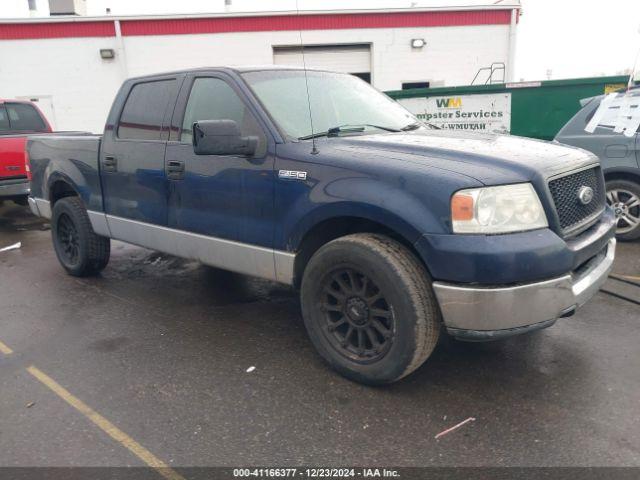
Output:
[
  {"left": 47, "top": 173, "right": 80, "bottom": 206},
  {"left": 603, "top": 168, "right": 640, "bottom": 186},
  {"left": 290, "top": 207, "right": 430, "bottom": 288}
]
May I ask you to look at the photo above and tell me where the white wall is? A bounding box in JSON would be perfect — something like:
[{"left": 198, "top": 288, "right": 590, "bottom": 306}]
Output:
[
  {"left": 0, "top": 36, "right": 124, "bottom": 132},
  {"left": 0, "top": 24, "right": 509, "bottom": 132},
  {"left": 122, "top": 25, "right": 509, "bottom": 89}
]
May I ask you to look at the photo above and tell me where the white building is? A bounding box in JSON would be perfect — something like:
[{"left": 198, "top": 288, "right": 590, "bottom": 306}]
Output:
[{"left": 0, "top": 3, "right": 520, "bottom": 132}]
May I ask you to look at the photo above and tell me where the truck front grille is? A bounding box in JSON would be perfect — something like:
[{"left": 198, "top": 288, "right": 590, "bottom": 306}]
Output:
[{"left": 548, "top": 166, "right": 605, "bottom": 235}]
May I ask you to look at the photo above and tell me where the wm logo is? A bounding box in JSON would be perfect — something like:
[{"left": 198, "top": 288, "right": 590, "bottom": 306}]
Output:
[{"left": 436, "top": 97, "right": 462, "bottom": 108}]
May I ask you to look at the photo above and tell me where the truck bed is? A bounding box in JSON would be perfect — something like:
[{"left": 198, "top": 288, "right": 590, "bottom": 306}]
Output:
[{"left": 28, "top": 133, "right": 105, "bottom": 212}]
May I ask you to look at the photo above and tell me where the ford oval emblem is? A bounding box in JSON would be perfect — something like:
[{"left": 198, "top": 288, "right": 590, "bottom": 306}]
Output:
[{"left": 578, "top": 186, "right": 594, "bottom": 205}]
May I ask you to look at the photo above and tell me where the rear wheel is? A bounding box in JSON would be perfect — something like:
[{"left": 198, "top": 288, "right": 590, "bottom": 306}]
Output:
[
  {"left": 606, "top": 179, "right": 640, "bottom": 241},
  {"left": 301, "top": 233, "right": 440, "bottom": 385},
  {"left": 51, "top": 197, "right": 110, "bottom": 276}
]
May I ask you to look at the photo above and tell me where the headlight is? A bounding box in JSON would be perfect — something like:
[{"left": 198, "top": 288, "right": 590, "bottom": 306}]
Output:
[{"left": 451, "top": 183, "right": 548, "bottom": 234}]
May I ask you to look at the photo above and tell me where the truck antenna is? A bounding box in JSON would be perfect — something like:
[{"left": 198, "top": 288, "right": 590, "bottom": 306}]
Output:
[{"left": 296, "top": 0, "right": 318, "bottom": 155}]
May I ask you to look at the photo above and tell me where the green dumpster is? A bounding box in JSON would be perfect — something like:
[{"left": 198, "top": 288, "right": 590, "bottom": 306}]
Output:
[{"left": 386, "top": 75, "right": 629, "bottom": 141}]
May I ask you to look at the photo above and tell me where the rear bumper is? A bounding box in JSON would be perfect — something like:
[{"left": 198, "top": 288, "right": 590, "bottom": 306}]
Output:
[
  {"left": 0, "top": 178, "right": 30, "bottom": 198},
  {"left": 433, "top": 237, "right": 616, "bottom": 341}
]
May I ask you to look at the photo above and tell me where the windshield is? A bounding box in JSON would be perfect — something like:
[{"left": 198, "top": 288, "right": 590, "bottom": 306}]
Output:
[{"left": 242, "top": 70, "right": 419, "bottom": 139}]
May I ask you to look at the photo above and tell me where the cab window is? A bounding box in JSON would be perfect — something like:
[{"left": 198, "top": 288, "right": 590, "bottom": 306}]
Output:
[
  {"left": 181, "top": 77, "right": 266, "bottom": 154},
  {"left": 118, "top": 80, "right": 175, "bottom": 141}
]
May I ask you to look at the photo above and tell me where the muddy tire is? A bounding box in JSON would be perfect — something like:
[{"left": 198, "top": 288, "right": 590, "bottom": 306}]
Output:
[
  {"left": 606, "top": 179, "right": 640, "bottom": 241},
  {"left": 51, "top": 197, "right": 110, "bottom": 276},
  {"left": 300, "top": 233, "right": 440, "bottom": 385}
]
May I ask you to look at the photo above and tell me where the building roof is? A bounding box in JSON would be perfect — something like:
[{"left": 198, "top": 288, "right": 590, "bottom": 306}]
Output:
[{"left": 0, "top": 5, "right": 520, "bottom": 40}]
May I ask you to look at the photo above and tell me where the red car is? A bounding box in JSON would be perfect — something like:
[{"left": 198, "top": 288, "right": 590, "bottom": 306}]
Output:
[{"left": 0, "top": 99, "right": 52, "bottom": 205}]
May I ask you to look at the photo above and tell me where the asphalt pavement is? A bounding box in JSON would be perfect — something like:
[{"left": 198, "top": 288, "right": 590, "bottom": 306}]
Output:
[{"left": 1, "top": 201, "right": 639, "bottom": 471}]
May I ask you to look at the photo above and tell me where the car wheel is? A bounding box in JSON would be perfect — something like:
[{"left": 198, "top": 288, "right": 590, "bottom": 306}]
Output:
[
  {"left": 51, "top": 197, "right": 110, "bottom": 276},
  {"left": 606, "top": 179, "right": 640, "bottom": 241},
  {"left": 300, "top": 233, "right": 440, "bottom": 385}
]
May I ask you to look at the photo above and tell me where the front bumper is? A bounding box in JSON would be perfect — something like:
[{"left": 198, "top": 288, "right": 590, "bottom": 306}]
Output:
[
  {"left": 433, "top": 237, "right": 616, "bottom": 341},
  {"left": 0, "top": 178, "right": 30, "bottom": 198}
]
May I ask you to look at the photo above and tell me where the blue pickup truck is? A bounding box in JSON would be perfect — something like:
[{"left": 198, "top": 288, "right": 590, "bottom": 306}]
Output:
[{"left": 27, "top": 66, "right": 617, "bottom": 385}]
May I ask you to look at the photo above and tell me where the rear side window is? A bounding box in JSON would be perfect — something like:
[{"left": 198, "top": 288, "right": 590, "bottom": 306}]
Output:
[
  {"left": 118, "top": 80, "right": 175, "bottom": 140},
  {"left": 0, "top": 103, "right": 47, "bottom": 132}
]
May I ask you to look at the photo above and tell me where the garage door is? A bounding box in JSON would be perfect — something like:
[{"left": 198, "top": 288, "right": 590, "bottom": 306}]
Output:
[{"left": 273, "top": 44, "right": 371, "bottom": 82}]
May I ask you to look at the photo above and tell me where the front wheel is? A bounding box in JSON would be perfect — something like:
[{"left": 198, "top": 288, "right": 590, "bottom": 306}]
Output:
[
  {"left": 300, "top": 233, "right": 440, "bottom": 385},
  {"left": 51, "top": 197, "right": 110, "bottom": 276},
  {"left": 606, "top": 179, "right": 640, "bottom": 241}
]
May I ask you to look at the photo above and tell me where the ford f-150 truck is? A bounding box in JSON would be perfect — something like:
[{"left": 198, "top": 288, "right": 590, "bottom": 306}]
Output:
[
  {"left": 27, "top": 67, "right": 617, "bottom": 385},
  {"left": 1, "top": 99, "right": 52, "bottom": 205}
]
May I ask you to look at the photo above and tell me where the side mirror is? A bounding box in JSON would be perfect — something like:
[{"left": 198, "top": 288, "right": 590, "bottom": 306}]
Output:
[{"left": 192, "top": 119, "right": 257, "bottom": 156}]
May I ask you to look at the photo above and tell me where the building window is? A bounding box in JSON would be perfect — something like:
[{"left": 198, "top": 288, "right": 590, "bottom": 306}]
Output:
[
  {"left": 402, "top": 81, "right": 430, "bottom": 90},
  {"left": 352, "top": 73, "right": 371, "bottom": 84}
]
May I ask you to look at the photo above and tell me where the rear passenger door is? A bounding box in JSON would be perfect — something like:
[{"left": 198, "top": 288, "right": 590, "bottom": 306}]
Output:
[
  {"left": 100, "top": 77, "right": 181, "bottom": 226},
  {"left": 165, "top": 73, "right": 275, "bottom": 247}
]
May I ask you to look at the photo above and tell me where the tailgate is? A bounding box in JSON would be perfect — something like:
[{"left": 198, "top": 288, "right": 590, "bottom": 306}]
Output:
[{"left": 0, "top": 136, "right": 28, "bottom": 180}]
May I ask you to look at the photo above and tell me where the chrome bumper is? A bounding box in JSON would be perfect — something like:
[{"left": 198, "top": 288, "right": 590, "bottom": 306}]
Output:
[
  {"left": 0, "top": 179, "right": 30, "bottom": 198},
  {"left": 433, "top": 238, "right": 616, "bottom": 340}
]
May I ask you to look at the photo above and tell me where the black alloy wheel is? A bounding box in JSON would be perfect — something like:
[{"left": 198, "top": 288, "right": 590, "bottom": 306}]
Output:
[
  {"left": 56, "top": 213, "right": 81, "bottom": 266},
  {"left": 51, "top": 196, "right": 111, "bottom": 276},
  {"left": 321, "top": 267, "right": 395, "bottom": 363}
]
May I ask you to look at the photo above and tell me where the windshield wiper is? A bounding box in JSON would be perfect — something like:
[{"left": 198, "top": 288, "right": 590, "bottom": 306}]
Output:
[
  {"left": 401, "top": 122, "right": 422, "bottom": 131},
  {"left": 299, "top": 124, "right": 401, "bottom": 140},
  {"left": 401, "top": 121, "right": 440, "bottom": 131}
]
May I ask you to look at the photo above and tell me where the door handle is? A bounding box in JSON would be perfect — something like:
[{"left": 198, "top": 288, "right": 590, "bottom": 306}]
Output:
[
  {"left": 103, "top": 155, "right": 117, "bottom": 173},
  {"left": 166, "top": 160, "right": 185, "bottom": 179},
  {"left": 167, "top": 160, "right": 185, "bottom": 172}
]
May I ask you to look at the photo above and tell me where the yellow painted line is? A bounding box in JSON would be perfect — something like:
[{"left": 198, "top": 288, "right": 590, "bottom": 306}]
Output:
[
  {"left": 617, "top": 274, "right": 640, "bottom": 282},
  {"left": 0, "top": 340, "right": 14, "bottom": 355},
  {"left": 26, "top": 366, "right": 185, "bottom": 480}
]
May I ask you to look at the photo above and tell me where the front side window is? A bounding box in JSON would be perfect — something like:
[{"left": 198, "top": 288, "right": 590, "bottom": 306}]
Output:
[
  {"left": 118, "top": 80, "right": 175, "bottom": 141},
  {"left": 0, "top": 103, "right": 47, "bottom": 132},
  {"left": 181, "top": 77, "right": 265, "bottom": 151},
  {"left": 242, "top": 70, "right": 419, "bottom": 139}
]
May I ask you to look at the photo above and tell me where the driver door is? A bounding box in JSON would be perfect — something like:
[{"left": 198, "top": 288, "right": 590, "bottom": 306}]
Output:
[{"left": 165, "top": 74, "right": 275, "bottom": 248}]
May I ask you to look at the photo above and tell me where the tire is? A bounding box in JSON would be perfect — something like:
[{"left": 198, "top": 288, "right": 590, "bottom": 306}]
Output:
[
  {"left": 606, "top": 179, "right": 640, "bottom": 241},
  {"left": 300, "top": 233, "right": 440, "bottom": 385},
  {"left": 51, "top": 196, "right": 110, "bottom": 276}
]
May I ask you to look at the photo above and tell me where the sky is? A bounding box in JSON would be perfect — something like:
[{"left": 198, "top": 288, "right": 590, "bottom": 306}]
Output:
[{"left": 2, "top": 0, "right": 639, "bottom": 82}]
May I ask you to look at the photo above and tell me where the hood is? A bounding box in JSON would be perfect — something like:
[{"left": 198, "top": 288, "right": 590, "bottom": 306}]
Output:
[{"left": 328, "top": 129, "right": 598, "bottom": 185}]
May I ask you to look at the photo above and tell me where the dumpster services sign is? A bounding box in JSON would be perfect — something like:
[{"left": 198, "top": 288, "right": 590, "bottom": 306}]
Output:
[{"left": 399, "top": 93, "right": 512, "bottom": 133}]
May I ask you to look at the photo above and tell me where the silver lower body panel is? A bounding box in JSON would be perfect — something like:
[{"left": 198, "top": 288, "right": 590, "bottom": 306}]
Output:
[
  {"left": 27, "top": 197, "right": 296, "bottom": 285},
  {"left": 28, "top": 197, "right": 51, "bottom": 218},
  {"left": 104, "top": 214, "right": 295, "bottom": 284}
]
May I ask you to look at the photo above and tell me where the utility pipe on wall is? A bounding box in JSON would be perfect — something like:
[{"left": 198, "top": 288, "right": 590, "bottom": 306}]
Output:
[
  {"left": 114, "top": 20, "right": 129, "bottom": 81},
  {"left": 506, "top": 8, "right": 518, "bottom": 82}
]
